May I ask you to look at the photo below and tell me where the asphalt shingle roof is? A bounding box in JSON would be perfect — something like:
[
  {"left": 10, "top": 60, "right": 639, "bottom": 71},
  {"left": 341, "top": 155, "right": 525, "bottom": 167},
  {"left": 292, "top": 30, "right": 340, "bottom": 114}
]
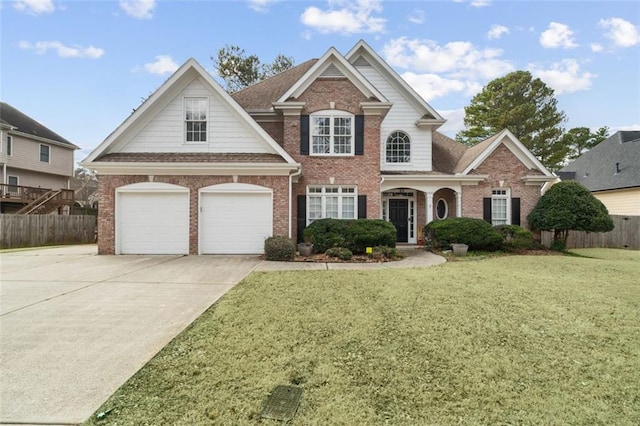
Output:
[
  {"left": 0, "top": 102, "right": 77, "bottom": 148},
  {"left": 559, "top": 131, "right": 640, "bottom": 191},
  {"left": 231, "top": 59, "right": 319, "bottom": 110}
]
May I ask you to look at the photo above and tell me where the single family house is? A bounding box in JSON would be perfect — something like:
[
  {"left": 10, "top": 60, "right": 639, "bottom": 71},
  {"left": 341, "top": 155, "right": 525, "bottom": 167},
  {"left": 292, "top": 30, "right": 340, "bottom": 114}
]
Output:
[
  {"left": 82, "top": 40, "right": 555, "bottom": 255},
  {"left": 0, "top": 102, "right": 77, "bottom": 214},
  {"left": 558, "top": 130, "right": 640, "bottom": 216}
]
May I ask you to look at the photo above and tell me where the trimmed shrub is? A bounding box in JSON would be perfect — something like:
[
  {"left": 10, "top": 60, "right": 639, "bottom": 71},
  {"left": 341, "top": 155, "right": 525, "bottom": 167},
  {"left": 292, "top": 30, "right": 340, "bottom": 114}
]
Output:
[
  {"left": 494, "top": 224, "right": 535, "bottom": 251},
  {"left": 550, "top": 239, "right": 567, "bottom": 252},
  {"left": 325, "top": 247, "right": 353, "bottom": 261},
  {"left": 371, "top": 245, "right": 401, "bottom": 260},
  {"left": 424, "top": 217, "right": 503, "bottom": 251},
  {"left": 264, "top": 236, "right": 295, "bottom": 261},
  {"left": 303, "top": 219, "right": 396, "bottom": 254}
]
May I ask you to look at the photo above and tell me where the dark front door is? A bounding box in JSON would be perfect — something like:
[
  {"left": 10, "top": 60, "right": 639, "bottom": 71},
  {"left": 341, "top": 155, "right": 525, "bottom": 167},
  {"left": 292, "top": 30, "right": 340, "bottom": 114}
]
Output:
[{"left": 389, "top": 199, "right": 409, "bottom": 243}]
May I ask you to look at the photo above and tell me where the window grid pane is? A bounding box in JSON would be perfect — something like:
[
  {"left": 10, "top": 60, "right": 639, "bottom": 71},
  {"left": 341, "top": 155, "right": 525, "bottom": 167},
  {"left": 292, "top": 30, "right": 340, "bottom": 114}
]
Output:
[
  {"left": 185, "top": 98, "right": 207, "bottom": 142},
  {"left": 386, "top": 131, "right": 411, "bottom": 163},
  {"left": 307, "top": 186, "right": 357, "bottom": 224},
  {"left": 342, "top": 197, "right": 355, "bottom": 219},
  {"left": 40, "top": 145, "right": 50, "bottom": 162},
  {"left": 492, "top": 198, "right": 508, "bottom": 225}
]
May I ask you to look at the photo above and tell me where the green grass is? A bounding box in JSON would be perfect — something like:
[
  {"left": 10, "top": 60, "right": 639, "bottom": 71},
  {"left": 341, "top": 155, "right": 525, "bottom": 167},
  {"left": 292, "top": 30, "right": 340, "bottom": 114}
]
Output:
[{"left": 86, "top": 252, "right": 640, "bottom": 425}]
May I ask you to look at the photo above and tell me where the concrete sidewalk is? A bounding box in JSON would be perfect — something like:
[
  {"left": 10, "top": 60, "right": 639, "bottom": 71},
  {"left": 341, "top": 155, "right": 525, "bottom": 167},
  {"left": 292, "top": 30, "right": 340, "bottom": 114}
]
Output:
[
  {"left": 0, "top": 245, "right": 261, "bottom": 425},
  {"left": 255, "top": 246, "right": 446, "bottom": 271}
]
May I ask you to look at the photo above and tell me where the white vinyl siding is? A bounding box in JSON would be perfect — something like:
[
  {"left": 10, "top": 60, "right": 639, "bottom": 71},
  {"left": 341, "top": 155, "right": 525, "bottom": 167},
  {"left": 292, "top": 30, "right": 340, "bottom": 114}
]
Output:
[
  {"left": 355, "top": 65, "right": 432, "bottom": 171},
  {"left": 122, "top": 77, "right": 273, "bottom": 153},
  {"left": 3, "top": 134, "right": 74, "bottom": 178}
]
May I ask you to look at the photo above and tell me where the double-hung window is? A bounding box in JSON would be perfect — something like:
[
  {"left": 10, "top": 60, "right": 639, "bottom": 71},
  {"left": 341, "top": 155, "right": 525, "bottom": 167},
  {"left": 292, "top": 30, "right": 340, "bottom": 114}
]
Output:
[
  {"left": 491, "top": 189, "right": 510, "bottom": 225},
  {"left": 311, "top": 111, "right": 353, "bottom": 155},
  {"left": 39, "top": 144, "right": 50, "bottom": 163},
  {"left": 307, "top": 186, "right": 356, "bottom": 224},
  {"left": 185, "top": 97, "right": 208, "bottom": 142}
]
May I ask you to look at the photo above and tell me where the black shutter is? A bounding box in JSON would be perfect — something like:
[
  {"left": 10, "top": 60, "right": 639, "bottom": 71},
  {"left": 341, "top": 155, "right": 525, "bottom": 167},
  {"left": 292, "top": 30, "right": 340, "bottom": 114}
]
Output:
[
  {"left": 297, "top": 195, "right": 306, "bottom": 243},
  {"left": 483, "top": 198, "right": 492, "bottom": 223},
  {"left": 355, "top": 115, "right": 364, "bottom": 155},
  {"left": 511, "top": 198, "right": 521, "bottom": 226},
  {"left": 300, "top": 115, "right": 309, "bottom": 155},
  {"left": 358, "top": 195, "right": 367, "bottom": 219}
]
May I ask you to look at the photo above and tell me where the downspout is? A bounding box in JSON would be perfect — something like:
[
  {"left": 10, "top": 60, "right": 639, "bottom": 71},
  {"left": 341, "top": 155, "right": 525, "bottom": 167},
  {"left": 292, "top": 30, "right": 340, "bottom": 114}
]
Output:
[
  {"left": 379, "top": 175, "right": 385, "bottom": 219},
  {"left": 288, "top": 166, "right": 302, "bottom": 239}
]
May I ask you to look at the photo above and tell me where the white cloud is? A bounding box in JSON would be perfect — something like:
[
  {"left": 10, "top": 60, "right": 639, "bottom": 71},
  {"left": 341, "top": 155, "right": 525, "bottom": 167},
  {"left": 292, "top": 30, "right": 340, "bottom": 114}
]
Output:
[
  {"left": 408, "top": 9, "right": 425, "bottom": 25},
  {"left": 599, "top": 17, "right": 640, "bottom": 47},
  {"left": 437, "top": 108, "right": 466, "bottom": 138},
  {"left": 590, "top": 43, "right": 604, "bottom": 52},
  {"left": 471, "top": 0, "right": 491, "bottom": 7},
  {"left": 248, "top": 0, "right": 280, "bottom": 12},
  {"left": 119, "top": 0, "right": 155, "bottom": 19},
  {"left": 300, "top": 0, "right": 385, "bottom": 34},
  {"left": 383, "top": 37, "right": 513, "bottom": 80},
  {"left": 487, "top": 24, "right": 509, "bottom": 40},
  {"left": 529, "top": 59, "right": 596, "bottom": 94},
  {"left": 142, "top": 55, "right": 179, "bottom": 75},
  {"left": 540, "top": 22, "right": 578, "bottom": 49},
  {"left": 611, "top": 124, "right": 640, "bottom": 131},
  {"left": 13, "top": 0, "right": 54, "bottom": 15},
  {"left": 401, "top": 72, "right": 482, "bottom": 101},
  {"left": 18, "top": 40, "right": 105, "bottom": 59}
]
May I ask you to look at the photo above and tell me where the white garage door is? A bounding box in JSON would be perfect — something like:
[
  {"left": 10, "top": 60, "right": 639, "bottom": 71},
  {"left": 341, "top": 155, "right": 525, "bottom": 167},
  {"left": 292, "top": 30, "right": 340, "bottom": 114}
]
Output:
[
  {"left": 117, "top": 183, "right": 189, "bottom": 255},
  {"left": 200, "top": 183, "right": 272, "bottom": 254}
]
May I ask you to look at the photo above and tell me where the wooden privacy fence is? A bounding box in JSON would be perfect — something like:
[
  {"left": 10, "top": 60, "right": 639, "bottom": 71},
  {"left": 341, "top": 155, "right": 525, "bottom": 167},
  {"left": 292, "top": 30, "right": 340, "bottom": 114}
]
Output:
[
  {"left": 0, "top": 215, "right": 97, "bottom": 249},
  {"left": 541, "top": 215, "right": 639, "bottom": 249}
]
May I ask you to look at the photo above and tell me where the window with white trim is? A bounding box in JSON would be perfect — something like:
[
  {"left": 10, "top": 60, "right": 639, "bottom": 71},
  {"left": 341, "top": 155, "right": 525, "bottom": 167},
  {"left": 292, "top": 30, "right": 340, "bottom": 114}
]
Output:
[
  {"left": 310, "top": 111, "right": 353, "bottom": 155},
  {"left": 185, "top": 97, "right": 208, "bottom": 142},
  {"left": 8, "top": 176, "right": 18, "bottom": 195},
  {"left": 491, "top": 189, "right": 510, "bottom": 225},
  {"left": 39, "top": 144, "right": 50, "bottom": 163},
  {"left": 436, "top": 198, "right": 448, "bottom": 220},
  {"left": 6, "top": 135, "right": 12, "bottom": 156},
  {"left": 385, "top": 131, "right": 411, "bottom": 163},
  {"left": 307, "top": 186, "right": 356, "bottom": 224}
]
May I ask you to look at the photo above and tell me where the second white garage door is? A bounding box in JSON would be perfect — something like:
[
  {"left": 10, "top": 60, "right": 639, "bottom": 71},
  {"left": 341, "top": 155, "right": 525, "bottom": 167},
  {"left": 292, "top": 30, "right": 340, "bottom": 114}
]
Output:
[{"left": 199, "top": 183, "right": 273, "bottom": 254}]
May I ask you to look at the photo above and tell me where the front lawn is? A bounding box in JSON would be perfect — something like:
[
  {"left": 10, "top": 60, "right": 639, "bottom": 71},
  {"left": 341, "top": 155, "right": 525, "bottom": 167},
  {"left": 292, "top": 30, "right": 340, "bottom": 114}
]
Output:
[{"left": 86, "top": 250, "right": 640, "bottom": 425}]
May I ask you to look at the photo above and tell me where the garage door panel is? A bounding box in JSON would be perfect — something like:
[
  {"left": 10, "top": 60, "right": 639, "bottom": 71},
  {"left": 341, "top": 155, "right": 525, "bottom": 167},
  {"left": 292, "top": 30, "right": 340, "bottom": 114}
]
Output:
[
  {"left": 118, "top": 191, "right": 189, "bottom": 255},
  {"left": 200, "top": 192, "right": 272, "bottom": 254}
]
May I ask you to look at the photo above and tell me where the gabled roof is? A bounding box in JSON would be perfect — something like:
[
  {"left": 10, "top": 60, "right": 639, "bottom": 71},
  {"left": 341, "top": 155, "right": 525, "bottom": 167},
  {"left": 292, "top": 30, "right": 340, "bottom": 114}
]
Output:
[
  {"left": 276, "top": 47, "right": 388, "bottom": 103},
  {"left": 0, "top": 102, "right": 77, "bottom": 148},
  {"left": 82, "top": 58, "right": 297, "bottom": 167},
  {"left": 559, "top": 131, "right": 640, "bottom": 191},
  {"left": 232, "top": 59, "right": 318, "bottom": 111},
  {"left": 346, "top": 40, "right": 445, "bottom": 125},
  {"left": 455, "top": 129, "right": 554, "bottom": 178}
]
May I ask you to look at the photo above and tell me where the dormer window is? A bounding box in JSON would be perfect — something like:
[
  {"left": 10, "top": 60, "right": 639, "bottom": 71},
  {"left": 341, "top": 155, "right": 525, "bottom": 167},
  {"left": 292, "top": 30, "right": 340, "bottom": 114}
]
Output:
[
  {"left": 185, "top": 97, "right": 207, "bottom": 142},
  {"left": 386, "top": 131, "right": 411, "bottom": 163},
  {"left": 310, "top": 111, "right": 353, "bottom": 155}
]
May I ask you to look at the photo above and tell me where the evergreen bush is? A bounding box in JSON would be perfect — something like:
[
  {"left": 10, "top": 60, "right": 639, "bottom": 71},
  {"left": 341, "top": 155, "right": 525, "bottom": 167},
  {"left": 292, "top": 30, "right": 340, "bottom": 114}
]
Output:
[
  {"left": 264, "top": 236, "right": 295, "bottom": 261},
  {"left": 303, "top": 219, "right": 396, "bottom": 254},
  {"left": 424, "top": 217, "right": 503, "bottom": 251}
]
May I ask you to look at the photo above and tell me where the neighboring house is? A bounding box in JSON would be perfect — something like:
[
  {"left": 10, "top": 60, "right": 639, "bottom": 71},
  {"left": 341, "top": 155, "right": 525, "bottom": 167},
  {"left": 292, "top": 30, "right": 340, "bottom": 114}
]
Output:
[
  {"left": 558, "top": 131, "right": 640, "bottom": 216},
  {"left": 0, "top": 102, "right": 78, "bottom": 214},
  {"left": 82, "top": 40, "right": 555, "bottom": 255}
]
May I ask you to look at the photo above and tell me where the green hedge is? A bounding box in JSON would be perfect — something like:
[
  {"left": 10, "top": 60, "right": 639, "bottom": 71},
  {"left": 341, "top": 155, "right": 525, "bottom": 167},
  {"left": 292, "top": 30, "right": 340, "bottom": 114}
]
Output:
[
  {"left": 303, "top": 218, "right": 396, "bottom": 254},
  {"left": 494, "top": 224, "right": 536, "bottom": 251},
  {"left": 264, "top": 236, "right": 296, "bottom": 261},
  {"left": 424, "top": 217, "right": 503, "bottom": 251}
]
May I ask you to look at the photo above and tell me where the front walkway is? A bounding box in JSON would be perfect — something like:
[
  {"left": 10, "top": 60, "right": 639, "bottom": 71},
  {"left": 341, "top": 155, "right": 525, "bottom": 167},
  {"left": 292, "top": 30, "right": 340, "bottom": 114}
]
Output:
[{"left": 255, "top": 247, "right": 446, "bottom": 271}]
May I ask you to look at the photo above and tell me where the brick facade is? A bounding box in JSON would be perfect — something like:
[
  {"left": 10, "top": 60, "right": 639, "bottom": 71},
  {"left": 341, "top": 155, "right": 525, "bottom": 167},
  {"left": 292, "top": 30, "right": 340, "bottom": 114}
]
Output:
[
  {"left": 461, "top": 144, "right": 543, "bottom": 228},
  {"left": 97, "top": 174, "right": 289, "bottom": 254},
  {"left": 276, "top": 78, "right": 383, "bottom": 242}
]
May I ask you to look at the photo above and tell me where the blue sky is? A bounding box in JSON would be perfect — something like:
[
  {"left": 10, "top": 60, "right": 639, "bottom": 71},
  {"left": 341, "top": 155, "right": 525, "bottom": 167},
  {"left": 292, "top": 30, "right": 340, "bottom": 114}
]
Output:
[{"left": 2, "top": 0, "right": 639, "bottom": 163}]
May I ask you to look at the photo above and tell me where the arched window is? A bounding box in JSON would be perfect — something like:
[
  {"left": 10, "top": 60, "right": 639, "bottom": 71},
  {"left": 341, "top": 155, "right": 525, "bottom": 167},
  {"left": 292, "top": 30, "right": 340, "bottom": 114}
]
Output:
[
  {"left": 385, "top": 131, "right": 411, "bottom": 163},
  {"left": 436, "top": 198, "right": 448, "bottom": 220}
]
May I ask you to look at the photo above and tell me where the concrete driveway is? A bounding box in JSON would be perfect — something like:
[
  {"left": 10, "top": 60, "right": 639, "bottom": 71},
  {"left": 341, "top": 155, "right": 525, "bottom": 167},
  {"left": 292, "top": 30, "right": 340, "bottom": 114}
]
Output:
[{"left": 0, "top": 245, "right": 261, "bottom": 425}]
